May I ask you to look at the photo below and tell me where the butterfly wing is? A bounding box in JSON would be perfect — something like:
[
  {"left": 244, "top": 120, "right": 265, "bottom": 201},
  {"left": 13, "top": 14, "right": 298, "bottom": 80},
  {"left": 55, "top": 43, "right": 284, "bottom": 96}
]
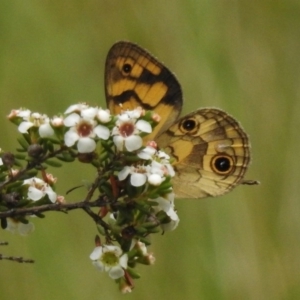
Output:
[
  {"left": 156, "top": 108, "right": 251, "bottom": 198},
  {"left": 105, "top": 41, "right": 183, "bottom": 140}
]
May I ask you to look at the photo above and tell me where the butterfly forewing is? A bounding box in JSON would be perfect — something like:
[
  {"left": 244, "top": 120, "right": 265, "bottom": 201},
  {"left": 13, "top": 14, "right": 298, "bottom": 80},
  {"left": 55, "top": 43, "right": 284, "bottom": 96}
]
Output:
[{"left": 105, "top": 41, "right": 183, "bottom": 140}]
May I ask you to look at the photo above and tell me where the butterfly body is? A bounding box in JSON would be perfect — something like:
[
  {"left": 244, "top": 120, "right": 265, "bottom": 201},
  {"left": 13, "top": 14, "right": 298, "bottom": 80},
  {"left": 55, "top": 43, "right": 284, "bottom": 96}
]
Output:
[{"left": 105, "top": 41, "right": 255, "bottom": 199}]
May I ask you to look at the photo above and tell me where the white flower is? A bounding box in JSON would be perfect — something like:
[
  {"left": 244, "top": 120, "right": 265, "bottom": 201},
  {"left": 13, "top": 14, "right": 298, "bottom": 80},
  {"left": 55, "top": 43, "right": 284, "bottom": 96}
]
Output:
[
  {"left": 118, "top": 164, "right": 164, "bottom": 187},
  {"left": 81, "top": 107, "right": 98, "bottom": 119},
  {"left": 149, "top": 159, "right": 175, "bottom": 183},
  {"left": 138, "top": 147, "right": 175, "bottom": 178},
  {"left": 112, "top": 110, "right": 152, "bottom": 152},
  {"left": 16, "top": 109, "right": 31, "bottom": 118},
  {"left": 90, "top": 245, "right": 128, "bottom": 279},
  {"left": 118, "top": 146, "right": 175, "bottom": 187},
  {"left": 63, "top": 111, "right": 110, "bottom": 153},
  {"left": 119, "top": 146, "right": 175, "bottom": 187},
  {"left": 152, "top": 192, "right": 179, "bottom": 231},
  {"left": 17, "top": 111, "right": 54, "bottom": 137},
  {"left": 64, "top": 103, "right": 89, "bottom": 114},
  {"left": 7, "top": 109, "right": 23, "bottom": 120},
  {"left": 129, "top": 240, "right": 156, "bottom": 265},
  {"left": 156, "top": 151, "right": 175, "bottom": 177},
  {"left": 137, "top": 146, "right": 157, "bottom": 160},
  {"left": 6, "top": 218, "right": 35, "bottom": 236},
  {"left": 23, "top": 177, "right": 57, "bottom": 203},
  {"left": 118, "top": 165, "right": 148, "bottom": 187},
  {"left": 127, "top": 107, "right": 144, "bottom": 118},
  {"left": 118, "top": 156, "right": 173, "bottom": 187}
]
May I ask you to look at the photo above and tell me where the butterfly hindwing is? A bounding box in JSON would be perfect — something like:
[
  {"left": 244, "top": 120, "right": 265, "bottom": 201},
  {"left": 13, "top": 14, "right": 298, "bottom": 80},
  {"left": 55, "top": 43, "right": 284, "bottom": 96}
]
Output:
[{"left": 156, "top": 109, "right": 250, "bottom": 198}]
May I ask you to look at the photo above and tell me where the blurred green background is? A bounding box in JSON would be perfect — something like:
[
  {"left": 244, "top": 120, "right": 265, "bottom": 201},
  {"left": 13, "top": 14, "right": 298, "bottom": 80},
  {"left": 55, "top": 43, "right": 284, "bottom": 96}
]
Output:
[{"left": 1, "top": 1, "right": 300, "bottom": 299}]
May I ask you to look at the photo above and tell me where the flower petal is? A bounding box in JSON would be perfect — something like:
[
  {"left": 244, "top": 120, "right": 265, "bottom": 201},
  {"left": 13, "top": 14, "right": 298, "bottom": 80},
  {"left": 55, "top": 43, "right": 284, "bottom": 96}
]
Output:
[
  {"left": 17, "top": 109, "right": 31, "bottom": 118},
  {"left": 94, "top": 125, "right": 110, "bottom": 140},
  {"left": 23, "top": 177, "right": 44, "bottom": 186},
  {"left": 113, "top": 135, "right": 124, "bottom": 151},
  {"left": 93, "top": 261, "right": 105, "bottom": 271},
  {"left": 39, "top": 123, "right": 54, "bottom": 137},
  {"left": 119, "top": 254, "right": 128, "bottom": 269},
  {"left": 137, "top": 146, "right": 156, "bottom": 160},
  {"left": 81, "top": 107, "right": 97, "bottom": 119},
  {"left": 148, "top": 173, "right": 163, "bottom": 186},
  {"left": 65, "top": 103, "right": 88, "bottom": 114},
  {"left": 90, "top": 246, "right": 103, "bottom": 260},
  {"left": 118, "top": 166, "right": 131, "bottom": 181},
  {"left": 77, "top": 137, "right": 96, "bottom": 153},
  {"left": 125, "top": 135, "right": 142, "bottom": 151},
  {"left": 136, "top": 119, "right": 152, "bottom": 133},
  {"left": 64, "top": 130, "right": 79, "bottom": 147},
  {"left": 18, "top": 222, "right": 35, "bottom": 236},
  {"left": 45, "top": 187, "right": 57, "bottom": 203},
  {"left": 108, "top": 266, "right": 125, "bottom": 279},
  {"left": 5, "top": 218, "right": 18, "bottom": 233},
  {"left": 103, "top": 245, "right": 122, "bottom": 256},
  {"left": 161, "top": 210, "right": 180, "bottom": 231},
  {"left": 63, "top": 113, "right": 80, "bottom": 127},
  {"left": 28, "top": 186, "right": 44, "bottom": 201},
  {"left": 165, "top": 164, "right": 175, "bottom": 177},
  {"left": 18, "top": 121, "right": 33, "bottom": 133},
  {"left": 130, "top": 173, "right": 146, "bottom": 187}
]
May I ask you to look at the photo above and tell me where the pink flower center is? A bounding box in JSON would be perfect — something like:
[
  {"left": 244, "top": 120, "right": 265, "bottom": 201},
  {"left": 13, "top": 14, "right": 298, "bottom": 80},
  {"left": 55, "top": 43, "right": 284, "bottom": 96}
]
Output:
[
  {"left": 119, "top": 122, "right": 135, "bottom": 137},
  {"left": 78, "top": 121, "right": 93, "bottom": 137}
]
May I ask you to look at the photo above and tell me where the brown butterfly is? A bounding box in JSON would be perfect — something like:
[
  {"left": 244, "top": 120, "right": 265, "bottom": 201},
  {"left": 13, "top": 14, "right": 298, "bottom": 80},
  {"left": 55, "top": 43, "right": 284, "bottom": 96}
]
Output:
[{"left": 105, "top": 41, "right": 258, "bottom": 198}]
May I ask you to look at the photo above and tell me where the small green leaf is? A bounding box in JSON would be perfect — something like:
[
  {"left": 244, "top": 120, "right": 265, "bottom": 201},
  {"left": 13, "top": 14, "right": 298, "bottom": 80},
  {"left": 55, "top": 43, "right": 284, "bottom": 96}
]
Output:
[
  {"left": 5, "top": 180, "right": 25, "bottom": 191},
  {"left": 101, "top": 140, "right": 114, "bottom": 154},
  {"left": 1, "top": 217, "right": 7, "bottom": 229},
  {"left": 135, "top": 227, "right": 148, "bottom": 234},
  {"left": 17, "top": 137, "right": 29, "bottom": 150},
  {"left": 44, "top": 159, "right": 62, "bottom": 167},
  {"left": 14, "top": 154, "right": 26, "bottom": 160},
  {"left": 56, "top": 153, "right": 75, "bottom": 162},
  {"left": 96, "top": 224, "right": 106, "bottom": 235},
  {"left": 126, "top": 267, "right": 141, "bottom": 279},
  {"left": 139, "top": 221, "right": 159, "bottom": 229},
  {"left": 34, "top": 212, "right": 45, "bottom": 218},
  {"left": 99, "top": 181, "right": 113, "bottom": 198},
  {"left": 17, "top": 199, "right": 34, "bottom": 207},
  {"left": 46, "top": 141, "right": 54, "bottom": 153},
  {"left": 147, "top": 227, "right": 160, "bottom": 234},
  {"left": 139, "top": 237, "right": 151, "bottom": 245},
  {"left": 0, "top": 206, "right": 8, "bottom": 212}
]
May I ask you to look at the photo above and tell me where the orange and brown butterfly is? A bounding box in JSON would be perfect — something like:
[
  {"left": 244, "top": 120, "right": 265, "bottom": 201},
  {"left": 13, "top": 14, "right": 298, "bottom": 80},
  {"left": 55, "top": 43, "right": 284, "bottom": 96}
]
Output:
[{"left": 105, "top": 41, "right": 258, "bottom": 199}]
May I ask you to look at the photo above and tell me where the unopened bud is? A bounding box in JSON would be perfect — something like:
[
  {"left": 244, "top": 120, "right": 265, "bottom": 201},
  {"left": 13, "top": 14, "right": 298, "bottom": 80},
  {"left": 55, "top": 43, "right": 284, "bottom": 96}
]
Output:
[
  {"left": 1, "top": 152, "right": 15, "bottom": 167},
  {"left": 28, "top": 144, "right": 43, "bottom": 158}
]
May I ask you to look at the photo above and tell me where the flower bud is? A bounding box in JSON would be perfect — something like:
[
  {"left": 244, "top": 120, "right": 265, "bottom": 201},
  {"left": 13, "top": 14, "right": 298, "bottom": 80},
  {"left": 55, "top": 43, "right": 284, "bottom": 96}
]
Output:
[
  {"left": 28, "top": 144, "right": 43, "bottom": 158},
  {"left": 1, "top": 152, "right": 15, "bottom": 167}
]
